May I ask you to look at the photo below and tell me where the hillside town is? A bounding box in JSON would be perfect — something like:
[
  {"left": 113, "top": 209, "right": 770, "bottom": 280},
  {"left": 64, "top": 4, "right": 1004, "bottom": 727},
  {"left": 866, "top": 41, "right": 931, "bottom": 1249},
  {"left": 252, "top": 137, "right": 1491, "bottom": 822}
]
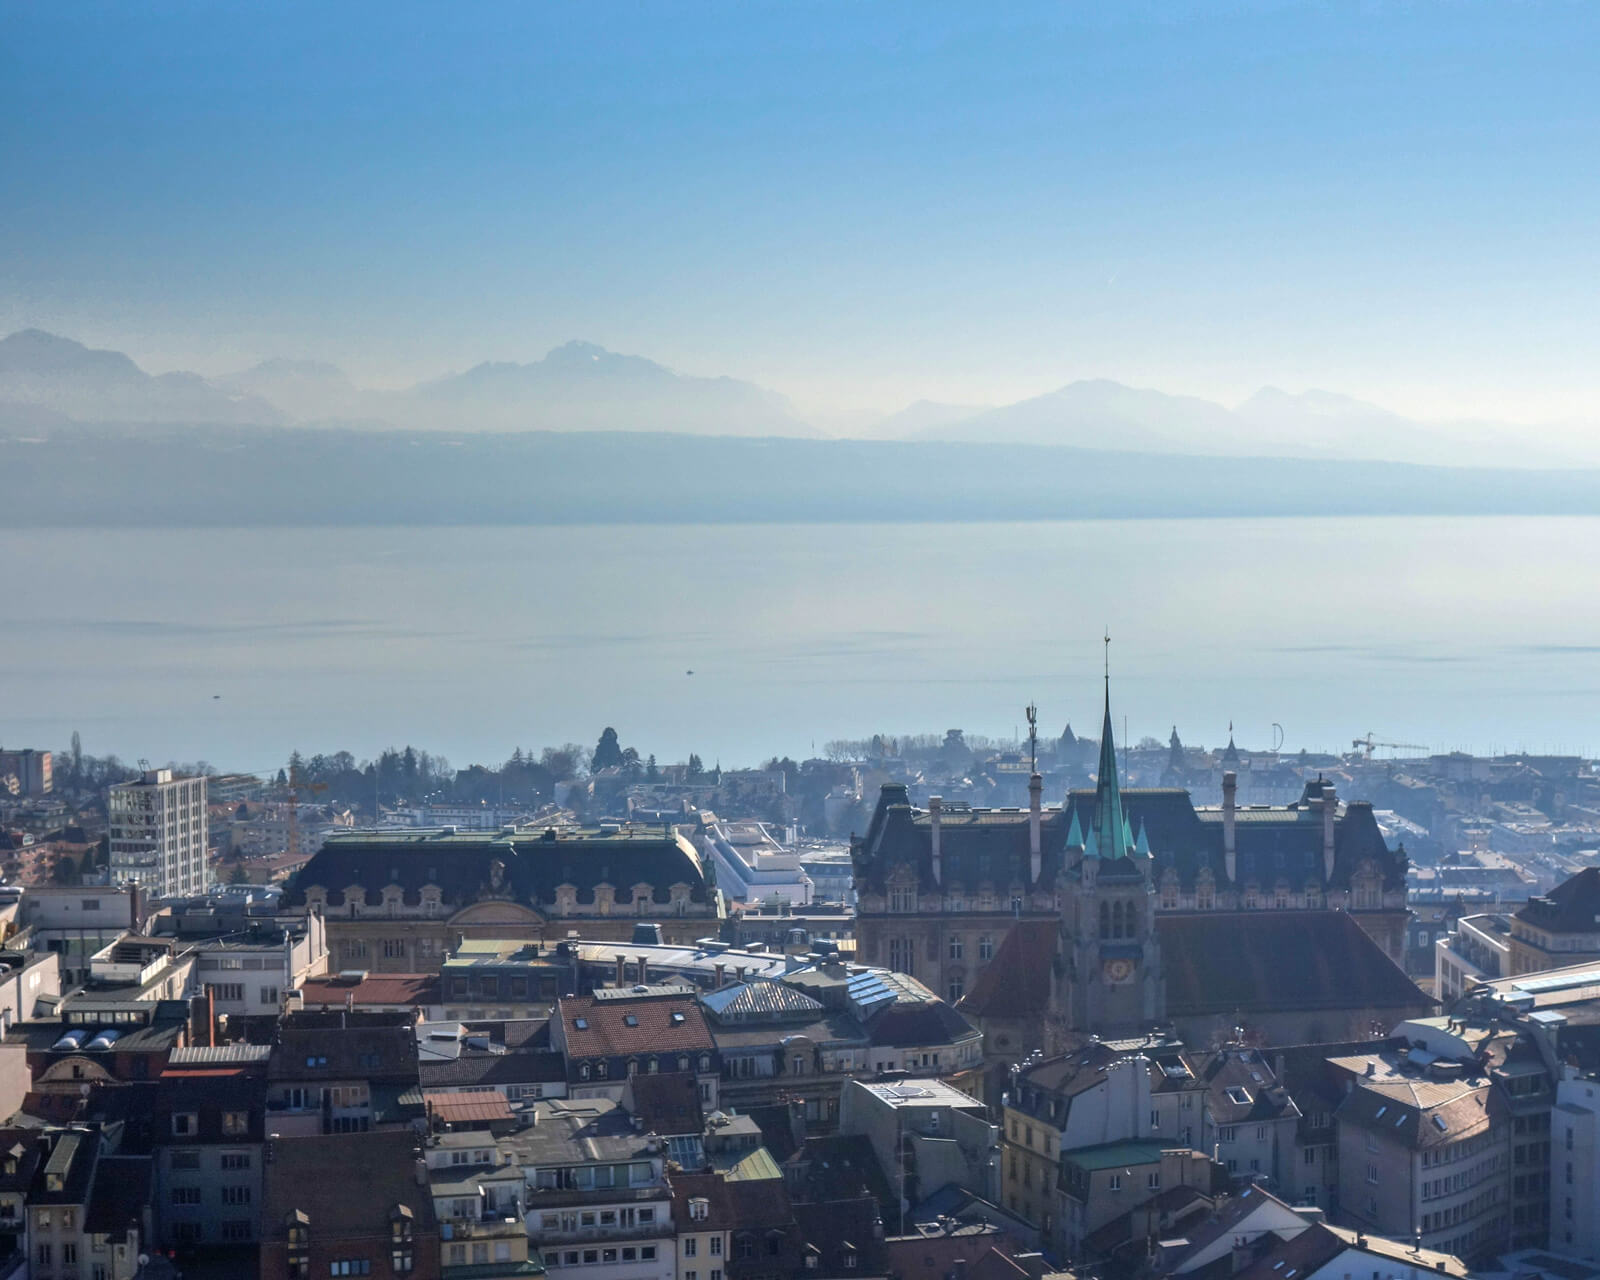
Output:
[{"left": 0, "top": 693, "right": 1598, "bottom": 1280}]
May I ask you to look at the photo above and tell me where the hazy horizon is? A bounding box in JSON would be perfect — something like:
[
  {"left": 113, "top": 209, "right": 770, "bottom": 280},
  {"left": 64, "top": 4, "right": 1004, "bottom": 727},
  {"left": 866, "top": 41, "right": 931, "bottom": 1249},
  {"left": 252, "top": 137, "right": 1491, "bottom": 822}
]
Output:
[{"left": 7, "top": 2, "right": 1600, "bottom": 443}]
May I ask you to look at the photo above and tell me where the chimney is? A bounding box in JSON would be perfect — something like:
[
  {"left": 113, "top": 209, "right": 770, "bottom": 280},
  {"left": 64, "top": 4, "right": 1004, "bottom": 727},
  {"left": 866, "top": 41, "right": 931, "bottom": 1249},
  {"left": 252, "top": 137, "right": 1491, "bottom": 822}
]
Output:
[
  {"left": 928, "top": 796, "right": 942, "bottom": 886},
  {"left": 1222, "top": 772, "right": 1237, "bottom": 883},
  {"left": 206, "top": 985, "right": 216, "bottom": 1047},
  {"left": 714, "top": 963, "right": 726, "bottom": 988},
  {"left": 127, "top": 882, "right": 141, "bottom": 932},
  {"left": 1322, "top": 782, "right": 1338, "bottom": 882},
  {"left": 615, "top": 954, "right": 626, "bottom": 987},
  {"left": 637, "top": 955, "right": 649, "bottom": 985},
  {"left": 1028, "top": 774, "right": 1043, "bottom": 882}
]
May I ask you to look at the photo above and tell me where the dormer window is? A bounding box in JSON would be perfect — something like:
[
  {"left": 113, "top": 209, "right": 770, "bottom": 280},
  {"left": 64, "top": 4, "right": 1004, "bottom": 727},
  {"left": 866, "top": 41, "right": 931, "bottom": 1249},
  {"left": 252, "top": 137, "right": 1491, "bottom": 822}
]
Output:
[
  {"left": 391, "top": 1205, "right": 414, "bottom": 1273},
  {"left": 689, "top": 1197, "right": 709, "bottom": 1221},
  {"left": 285, "top": 1210, "right": 310, "bottom": 1279}
]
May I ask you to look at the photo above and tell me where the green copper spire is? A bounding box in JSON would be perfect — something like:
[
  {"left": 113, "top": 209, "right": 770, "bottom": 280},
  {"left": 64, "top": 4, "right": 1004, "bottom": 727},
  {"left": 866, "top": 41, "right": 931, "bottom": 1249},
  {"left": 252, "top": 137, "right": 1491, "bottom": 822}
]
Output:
[
  {"left": 1134, "top": 818, "right": 1151, "bottom": 858},
  {"left": 1066, "top": 806, "right": 1085, "bottom": 849},
  {"left": 1085, "top": 675, "right": 1132, "bottom": 860}
]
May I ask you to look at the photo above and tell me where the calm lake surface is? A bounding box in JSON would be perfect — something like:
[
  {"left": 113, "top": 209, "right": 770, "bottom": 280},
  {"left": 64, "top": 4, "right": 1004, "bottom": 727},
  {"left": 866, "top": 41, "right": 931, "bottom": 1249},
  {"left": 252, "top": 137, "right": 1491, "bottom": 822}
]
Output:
[{"left": 4, "top": 517, "right": 1599, "bottom": 771}]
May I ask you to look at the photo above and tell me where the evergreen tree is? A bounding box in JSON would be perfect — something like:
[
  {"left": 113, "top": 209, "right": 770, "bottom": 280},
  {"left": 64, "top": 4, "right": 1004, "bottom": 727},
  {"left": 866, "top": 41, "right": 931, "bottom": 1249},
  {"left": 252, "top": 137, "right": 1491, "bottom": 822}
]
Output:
[{"left": 592, "top": 728, "right": 625, "bottom": 773}]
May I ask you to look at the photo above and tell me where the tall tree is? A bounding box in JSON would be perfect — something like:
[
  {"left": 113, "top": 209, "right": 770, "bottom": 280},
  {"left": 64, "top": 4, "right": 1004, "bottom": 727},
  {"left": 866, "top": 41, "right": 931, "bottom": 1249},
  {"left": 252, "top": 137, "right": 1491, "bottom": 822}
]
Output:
[{"left": 592, "top": 728, "right": 625, "bottom": 773}]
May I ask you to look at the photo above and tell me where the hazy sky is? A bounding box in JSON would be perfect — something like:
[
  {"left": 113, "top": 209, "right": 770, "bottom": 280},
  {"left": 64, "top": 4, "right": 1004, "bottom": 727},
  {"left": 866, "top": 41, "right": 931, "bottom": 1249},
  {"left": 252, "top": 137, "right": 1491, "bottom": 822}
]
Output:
[{"left": 5, "top": 1, "right": 1599, "bottom": 424}]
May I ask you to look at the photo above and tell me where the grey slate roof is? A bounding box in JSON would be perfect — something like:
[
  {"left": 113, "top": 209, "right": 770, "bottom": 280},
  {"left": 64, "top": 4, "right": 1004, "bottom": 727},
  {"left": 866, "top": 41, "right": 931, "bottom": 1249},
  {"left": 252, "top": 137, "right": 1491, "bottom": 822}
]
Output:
[{"left": 853, "top": 780, "right": 1404, "bottom": 896}]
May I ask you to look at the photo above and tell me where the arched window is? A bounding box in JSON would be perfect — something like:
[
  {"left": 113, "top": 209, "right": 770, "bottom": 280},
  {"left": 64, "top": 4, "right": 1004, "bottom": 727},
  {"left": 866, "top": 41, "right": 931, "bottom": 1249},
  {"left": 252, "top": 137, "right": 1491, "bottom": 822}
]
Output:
[{"left": 1099, "top": 901, "right": 1111, "bottom": 937}]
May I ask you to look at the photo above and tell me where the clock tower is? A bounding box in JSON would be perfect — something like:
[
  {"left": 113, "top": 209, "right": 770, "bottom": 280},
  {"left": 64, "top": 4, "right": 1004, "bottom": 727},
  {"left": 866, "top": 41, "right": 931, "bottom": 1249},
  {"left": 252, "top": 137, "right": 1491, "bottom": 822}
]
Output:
[{"left": 1055, "top": 679, "right": 1165, "bottom": 1038}]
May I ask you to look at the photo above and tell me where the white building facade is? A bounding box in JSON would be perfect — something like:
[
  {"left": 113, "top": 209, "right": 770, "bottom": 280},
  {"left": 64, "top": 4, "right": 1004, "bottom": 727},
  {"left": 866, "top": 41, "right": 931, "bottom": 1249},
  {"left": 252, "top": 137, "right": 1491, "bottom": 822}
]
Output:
[{"left": 109, "top": 769, "right": 210, "bottom": 898}]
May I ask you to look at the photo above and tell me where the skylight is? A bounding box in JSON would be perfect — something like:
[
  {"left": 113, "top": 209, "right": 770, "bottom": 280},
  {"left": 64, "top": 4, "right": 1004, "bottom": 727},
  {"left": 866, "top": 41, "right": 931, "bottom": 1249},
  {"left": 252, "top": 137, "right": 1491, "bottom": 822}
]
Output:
[
  {"left": 574, "top": 1017, "right": 588, "bottom": 1030},
  {"left": 1225, "top": 1086, "right": 1252, "bottom": 1106},
  {"left": 624, "top": 1014, "right": 638, "bottom": 1027},
  {"left": 1375, "top": 1105, "right": 1386, "bottom": 1119},
  {"left": 671, "top": 1011, "right": 686, "bottom": 1024}
]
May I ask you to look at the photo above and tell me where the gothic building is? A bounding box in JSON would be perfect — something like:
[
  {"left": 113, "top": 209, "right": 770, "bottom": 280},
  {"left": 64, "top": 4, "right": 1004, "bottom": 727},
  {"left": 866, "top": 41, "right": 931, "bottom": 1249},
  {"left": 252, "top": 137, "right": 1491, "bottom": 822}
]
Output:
[{"left": 851, "top": 685, "right": 1413, "bottom": 1037}]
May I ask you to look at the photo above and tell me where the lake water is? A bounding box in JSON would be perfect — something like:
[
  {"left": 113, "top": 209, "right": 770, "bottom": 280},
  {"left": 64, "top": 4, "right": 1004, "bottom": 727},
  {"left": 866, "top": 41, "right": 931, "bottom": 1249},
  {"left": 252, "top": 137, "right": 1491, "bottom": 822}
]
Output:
[{"left": 4, "top": 517, "right": 1599, "bottom": 772}]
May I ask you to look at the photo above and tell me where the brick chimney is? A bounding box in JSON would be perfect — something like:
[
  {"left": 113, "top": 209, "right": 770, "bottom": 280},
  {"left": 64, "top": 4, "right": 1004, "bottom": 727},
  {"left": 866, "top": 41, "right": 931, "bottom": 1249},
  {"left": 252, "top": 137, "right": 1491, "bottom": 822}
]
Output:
[
  {"left": 636, "top": 955, "right": 649, "bottom": 985},
  {"left": 928, "top": 796, "right": 942, "bottom": 886},
  {"left": 614, "top": 954, "right": 626, "bottom": 987},
  {"left": 1028, "top": 774, "right": 1043, "bottom": 883},
  {"left": 1222, "top": 772, "right": 1237, "bottom": 884}
]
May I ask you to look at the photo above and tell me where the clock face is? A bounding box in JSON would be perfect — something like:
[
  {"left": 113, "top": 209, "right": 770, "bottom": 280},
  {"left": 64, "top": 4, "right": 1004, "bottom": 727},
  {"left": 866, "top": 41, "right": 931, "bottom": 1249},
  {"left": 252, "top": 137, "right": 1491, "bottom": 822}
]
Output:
[{"left": 1103, "top": 957, "right": 1135, "bottom": 984}]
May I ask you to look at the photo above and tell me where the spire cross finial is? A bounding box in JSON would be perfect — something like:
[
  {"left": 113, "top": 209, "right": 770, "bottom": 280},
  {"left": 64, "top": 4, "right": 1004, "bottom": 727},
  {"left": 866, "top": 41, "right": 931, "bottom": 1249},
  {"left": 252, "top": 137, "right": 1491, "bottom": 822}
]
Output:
[{"left": 1103, "top": 630, "right": 1110, "bottom": 685}]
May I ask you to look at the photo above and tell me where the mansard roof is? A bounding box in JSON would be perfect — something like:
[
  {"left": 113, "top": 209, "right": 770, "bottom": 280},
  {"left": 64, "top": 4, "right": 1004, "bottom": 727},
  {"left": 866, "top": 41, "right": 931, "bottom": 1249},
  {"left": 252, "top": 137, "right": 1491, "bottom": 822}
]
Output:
[
  {"left": 853, "top": 781, "right": 1403, "bottom": 896},
  {"left": 287, "top": 825, "right": 713, "bottom": 908},
  {"left": 1514, "top": 867, "right": 1600, "bottom": 934}
]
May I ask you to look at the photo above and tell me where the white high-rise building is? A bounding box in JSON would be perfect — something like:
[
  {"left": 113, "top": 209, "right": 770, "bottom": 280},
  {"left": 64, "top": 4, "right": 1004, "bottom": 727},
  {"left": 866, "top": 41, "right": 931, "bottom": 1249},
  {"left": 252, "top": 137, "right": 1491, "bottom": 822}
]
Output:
[{"left": 108, "top": 769, "right": 210, "bottom": 898}]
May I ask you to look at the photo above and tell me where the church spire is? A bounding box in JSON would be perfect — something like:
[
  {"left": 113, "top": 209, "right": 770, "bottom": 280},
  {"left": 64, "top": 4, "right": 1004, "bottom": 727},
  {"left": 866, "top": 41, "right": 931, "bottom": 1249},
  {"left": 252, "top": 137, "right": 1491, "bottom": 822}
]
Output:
[{"left": 1085, "top": 637, "right": 1132, "bottom": 860}]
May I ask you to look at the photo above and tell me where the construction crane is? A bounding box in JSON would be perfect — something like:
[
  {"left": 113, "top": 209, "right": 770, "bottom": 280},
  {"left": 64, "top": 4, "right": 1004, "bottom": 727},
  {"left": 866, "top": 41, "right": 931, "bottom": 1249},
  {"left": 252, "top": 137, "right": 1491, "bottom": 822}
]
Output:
[
  {"left": 285, "top": 764, "right": 329, "bottom": 861},
  {"left": 1352, "top": 732, "right": 1429, "bottom": 760}
]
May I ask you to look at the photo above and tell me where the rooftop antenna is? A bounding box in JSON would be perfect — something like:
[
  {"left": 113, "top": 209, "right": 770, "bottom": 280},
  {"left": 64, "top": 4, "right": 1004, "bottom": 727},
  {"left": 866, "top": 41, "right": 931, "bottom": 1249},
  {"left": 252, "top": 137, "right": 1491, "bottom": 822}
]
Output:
[{"left": 1025, "top": 704, "right": 1038, "bottom": 774}]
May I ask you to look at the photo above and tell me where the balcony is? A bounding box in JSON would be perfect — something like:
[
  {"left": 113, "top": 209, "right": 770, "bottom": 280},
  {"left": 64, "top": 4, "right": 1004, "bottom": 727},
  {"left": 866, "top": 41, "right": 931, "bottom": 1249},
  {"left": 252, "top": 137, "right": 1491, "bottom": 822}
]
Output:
[{"left": 532, "top": 1221, "right": 667, "bottom": 1245}]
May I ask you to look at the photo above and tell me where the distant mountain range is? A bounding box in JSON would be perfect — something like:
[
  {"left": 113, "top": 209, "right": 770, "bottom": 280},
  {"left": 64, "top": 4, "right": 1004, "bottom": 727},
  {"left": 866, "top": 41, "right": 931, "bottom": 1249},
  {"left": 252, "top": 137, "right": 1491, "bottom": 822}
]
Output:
[
  {"left": 0, "top": 327, "right": 1588, "bottom": 467},
  {"left": 0, "top": 330, "right": 812, "bottom": 438}
]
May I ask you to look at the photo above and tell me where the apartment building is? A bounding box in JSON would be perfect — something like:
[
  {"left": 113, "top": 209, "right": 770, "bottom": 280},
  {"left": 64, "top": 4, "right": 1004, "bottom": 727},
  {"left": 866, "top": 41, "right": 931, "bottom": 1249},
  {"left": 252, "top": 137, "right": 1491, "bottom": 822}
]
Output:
[
  {"left": 108, "top": 769, "right": 209, "bottom": 899},
  {"left": 503, "top": 1098, "right": 675, "bottom": 1280}
]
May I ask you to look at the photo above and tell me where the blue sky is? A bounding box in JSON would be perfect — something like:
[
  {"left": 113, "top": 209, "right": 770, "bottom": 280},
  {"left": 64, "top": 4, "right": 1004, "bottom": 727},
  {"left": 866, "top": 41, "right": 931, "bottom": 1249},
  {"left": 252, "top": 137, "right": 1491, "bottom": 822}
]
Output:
[{"left": 4, "top": 1, "right": 1599, "bottom": 423}]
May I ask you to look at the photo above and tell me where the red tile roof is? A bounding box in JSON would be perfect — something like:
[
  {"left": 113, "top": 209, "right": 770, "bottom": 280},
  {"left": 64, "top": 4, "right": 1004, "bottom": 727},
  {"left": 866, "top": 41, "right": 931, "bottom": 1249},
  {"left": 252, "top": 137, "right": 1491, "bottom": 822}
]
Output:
[
  {"left": 558, "top": 993, "right": 715, "bottom": 1059},
  {"left": 301, "top": 973, "right": 440, "bottom": 1008},
  {"left": 423, "top": 1089, "right": 515, "bottom": 1125},
  {"left": 956, "top": 920, "right": 1056, "bottom": 1020}
]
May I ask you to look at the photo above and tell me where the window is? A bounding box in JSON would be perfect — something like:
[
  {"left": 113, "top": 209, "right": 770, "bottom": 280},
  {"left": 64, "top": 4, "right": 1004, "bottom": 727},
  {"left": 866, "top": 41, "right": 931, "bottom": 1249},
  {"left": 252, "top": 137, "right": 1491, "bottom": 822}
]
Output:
[
  {"left": 221, "top": 1152, "right": 251, "bottom": 1170},
  {"left": 1218, "top": 1127, "right": 1237, "bottom": 1143},
  {"left": 949, "top": 936, "right": 964, "bottom": 960},
  {"left": 948, "top": 979, "right": 964, "bottom": 1003},
  {"left": 211, "top": 982, "right": 244, "bottom": 1001},
  {"left": 1108, "top": 1175, "right": 1122, "bottom": 1191},
  {"left": 391, "top": 1210, "right": 414, "bottom": 1272},
  {"left": 384, "top": 938, "right": 405, "bottom": 958},
  {"left": 710, "top": 1237, "right": 723, "bottom": 1256},
  {"left": 889, "top": 886, "right": 916, "bottom": 913},
  {"left": 330, "top": 1263, "right": 372, "bottom": 1276},
  {"left": 222, "top": 1185, "right": 252, "bottom": 1205},
  {"left": 171, "top": 1149, "right": 201, "bottom": 1170},
  {"left": 685, "top": 1239, "right": 698, "bottom": 1257},
  {"left": 1367, "top": 1163, "right": 1379, "bottom": 1184},
  {"left": 81, "top": 899, "right": 100, "bottom": 910},
  {"left": 641, "top": 1247, "right": 657, "bottom": 1261},
  {"left": 287, "top": 1218, "right": 311, "bottom": 1280},
  {"left": 222, "top": 1110, "right": 249, "bottom": 1136},
  {"left": 262, "top": 986, "right": 280, "bottom": 1004},
  {"left": 222, "top": 1220, "right": 252, "bottom": 1241},
  {"left": 171, "top": 1186, "right": 202, "bottom": 1205},
  {"left": 172, "top": 1112, "right": 198, "bottom": 1136}
]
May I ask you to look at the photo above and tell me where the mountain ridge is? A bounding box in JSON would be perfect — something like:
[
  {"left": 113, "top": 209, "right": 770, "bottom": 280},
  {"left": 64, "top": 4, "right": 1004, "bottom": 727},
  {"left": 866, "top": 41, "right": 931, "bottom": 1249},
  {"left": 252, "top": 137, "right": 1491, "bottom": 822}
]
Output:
[{"left": 1, "top": 328, "right": 1591, "bottom": 466}]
